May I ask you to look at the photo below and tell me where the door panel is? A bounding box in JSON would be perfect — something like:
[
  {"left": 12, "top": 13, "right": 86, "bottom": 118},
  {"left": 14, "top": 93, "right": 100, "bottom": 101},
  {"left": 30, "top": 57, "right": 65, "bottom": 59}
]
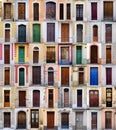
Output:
[
  {"left": 19, "top": 68, "right": 25, "bottom": 86},
  {"left": 61, "top": 67, "right": 69, "bottom": 86},
  {"left": 18, "top": 3, "right": 25, "bottom": 19},
  {"left": 47, "top": 23, "right": 55, "bottom": 42},
  {"left": 77, "top": 90, "right": 82, "bottom": 107},
  {"left": 34, "top": 3, "right": 39, "bottom": 20},
  {"left": 5, "top": 68, "right": 10, "bottom": 85},
  {"left": 64, "top": 89, "right": 69, "bottom": 107},
  {"left": 106, "top": 46, "right": 111, "bottom": 63},
  {"left": 76, "top": 112, "right": 83, "bottom": 130},
  {"left": 91, "top": 45, "right": 98, "bottom": 63},
  {"left": 19, "top": 91, "right": 26, "bottom": 107},
  {"left": 33, "top": 24, "right": 40, "bottom": 42},
  {"left": 48, "top": 72, "right": 54, "bottom": 85},
  {"left": 4, "top": 3, "right": 11, "bottom": 19},
  {"left": 61, "top": 24, "right": 69, "bottom": 42},
  {"left": 76, "top": 46, "right": 82, "bottom": 64},
  {"left": 19, "top": 47, "right": 24, "bottom": 63},
  {"left": 18, "top": 111, "right": 26, "bottom": 128},
  {"left": 90, "top": 67, "right": 98, "bottom": 85},
  {"left": 4, "top": 112, "right": 10, "bottom": 127},
  {"left": 47, "top": 112, "right": 54, "bottom": 128},
  {"left": 91, "top": 3, "right": 97, "bottom": 20},
  {"left": 77, "top": 25, "right": 83, "bottom": 42},
  {"left": 4, "top": 45, "right": 10, "bottom": 64},
  {"left": 33, "top": 90, "right": 40, "bottom": 107}
]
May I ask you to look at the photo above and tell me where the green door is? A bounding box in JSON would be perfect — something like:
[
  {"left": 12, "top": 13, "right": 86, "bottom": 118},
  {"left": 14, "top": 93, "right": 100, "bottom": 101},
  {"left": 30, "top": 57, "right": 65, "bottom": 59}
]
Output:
[
  {"left": 76, "top": 46, "right": 82, "bottom": 64},
  {"left": 33, "top": 24, "right": 40, "bottom": 42},
  {"left": 19, "top": 47, "right": 25, "bottom": 63},
  {"left": 19, "top": 68, "right": 25, "bottom": 86}
]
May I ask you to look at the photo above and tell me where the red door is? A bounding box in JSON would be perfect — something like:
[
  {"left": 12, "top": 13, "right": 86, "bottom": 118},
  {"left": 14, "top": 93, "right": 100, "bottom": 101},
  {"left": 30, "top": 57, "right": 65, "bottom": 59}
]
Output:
[{"left": 47, "top": 112, "right": 54, "bottom": 128}]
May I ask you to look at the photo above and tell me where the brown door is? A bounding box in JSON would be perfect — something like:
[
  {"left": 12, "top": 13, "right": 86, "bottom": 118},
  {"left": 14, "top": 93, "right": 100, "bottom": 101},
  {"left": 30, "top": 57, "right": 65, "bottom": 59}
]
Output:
[
  {"left": 91, "top": 112, "right": 97, "bottom": 129},
  {"left": 48, "top": 72, "right": 54, "bottom": 85},
  {"left": 5, "top": 30, "right": 10, "bottom": 42},
  {"left": 93, "top": 25, "right": 98, "bottom": 42},
  {"left": 5, "top": 67, "right": 10, "bottom": 85},
  {"left": 48, "top": 89, "right": 54, "bottom": 108},
  {"left": 64, "top": 89, "right": 69, "bottom": 107},
  {"left": 33, "top": 90, "right": 40, "bottom": 107},
  {"left": 19, "top": 91, "right": 26, "bottom": 107},
  {"left": 90, "top": 45, "right": 98, "bottom": 63},
  {"left": 18, "top": 111, "right": 26, "bottom": 129},
  {"left": 77, "top": 90, "right": 82, "bottom": 107},
  {"left": 61, "top": 24, "right": 69, "bottom": 42},
  {"left": 33, "top": 51, "right": 39, "bottom": 63},
  {"left": 4, "top": 90, "right": 10, "bottom": 107},
  {"left": 61, "top": 67, "right": 69, "bottom": 86},
  {"left": 47, "top": 112, "right": 54, "bottom": 128},
  {"left": 18, "top": 3, "right": 25, "bottom": 19},
  {"left": 106, "top": 68, "right": 112, "bottom": 85},
  {"left": 79, "top": 72, "right": 84, "bottom": 85},
  {"left": 4, "top": 112, "right": 10, "bottom": 127},
  {"left": 4, "top": 45, "right": 10, "bottom": 64},
  {"left": 106, "top": 45, "right": 111, "bottom": 63},
  {"left": 4, "top": 3, "right": 11, "bottom": 19}
]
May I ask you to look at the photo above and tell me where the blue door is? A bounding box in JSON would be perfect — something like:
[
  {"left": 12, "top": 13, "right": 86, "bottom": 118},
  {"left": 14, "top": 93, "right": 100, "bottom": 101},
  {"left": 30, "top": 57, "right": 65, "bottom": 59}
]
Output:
[{"left": 90, "top": 67, "right": 98, "bottom": 85}]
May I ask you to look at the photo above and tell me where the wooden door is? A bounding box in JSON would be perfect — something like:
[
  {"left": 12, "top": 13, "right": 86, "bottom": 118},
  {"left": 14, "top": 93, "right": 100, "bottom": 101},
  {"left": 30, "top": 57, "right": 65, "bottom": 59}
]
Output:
[
  {"left": 33, "top": 3, "right": 39, "bottom": 20},
  {"left": 48, "top": 89, "right": 53, "bottom": 108},
  {"left": 32, "top": 66, "right": 41, "bottom": 84},
  {"left": 106, "top": 68, "right": 112, "bottom": 85},
  {"left": 33, "top": 51, "right": 39, "bottom": 63},
  {"left": 4, "top": 45, "right": 10, "bottom": 64},
  {"left": 77, "top": 90, "right": 82, "bottom": 107},
  {"left": 18, "top": 3, "right": 25, "bottom": 19},
  {"left": 48, "top": 72, "right": 54, "bottom": 85},
  {"left": 106, "top": 24, "right": 112, "bottom": 43},
  {"left": 19, "top": 47, "right": 24, "bottom": 63},
  {"left": 47, "top": 112, "right": 54, "bottom": 128},
  {"left": 33, "top": 90, "right": 40, "bottom": 107},
  {"left": 106, "top": 45, "right": 111, "bottom": 63},
  {"left": 93, "top": 25, "right": 98, "bottom": 42},
  {"left": 90, "top": 45, "right": 98, "bottom": 63},
  {"left": 18, "top": 25, "right": 26, "bottom": 42},
  {"left": 105, "top": 112, "right": 112, "bottom": 129},
  {"left": 5, "top": 30, "right": 10, "bottom": 42},
  {"left": 61, "top": 67, "right": 69, "bottom": 86},
  {"left": 64, "top": 89, "right": 69, "bottom": 107},
  {"left": 5, "top": 67, "right": 10, "bottom": 85},
  {"left": 18, "top": 111, "right": 26, "bottom": 128},
  {"left": 4, "top": 3, "right": 11, "bottom": 19},
  {"left": 61, "top": 113, "right": 69, "bottom": 128},
  {"left": 4, "top": 90, "right": 10, "bottom": 107},
  {"left": 61, "top": 24, "right": 69, "bottom": 42},
  {"left": 33, "top": 24, "right": 40, "bottom": 42},
  {"left": 76, "top": 46, "right": 82, "bottom": 64},
  {"left": 79, "top": 72, "right": 84, "bottom": 85},
  {"left": 91, "top": 3, "right": 97, "bottom": 20},
  {"left": 91, "top": 112, "right": 97, "bottom": 129},
  {"left": 4, "top": 112, "right": 10, "bottom": 127},
  {"left": 47, "top": 23, "right": 55, "bottom": 42},
  {"left": 76, "top": 112, "right": 83, "bottom": 130},
  {"left": 19, "top": 68, "right": 25, "bottom": 86},
  {"left": 77, "top": 25, "right": 83, "bottom": 42},
  {"left": 19, "top": 91, "right": 26, "bottom": 107}
]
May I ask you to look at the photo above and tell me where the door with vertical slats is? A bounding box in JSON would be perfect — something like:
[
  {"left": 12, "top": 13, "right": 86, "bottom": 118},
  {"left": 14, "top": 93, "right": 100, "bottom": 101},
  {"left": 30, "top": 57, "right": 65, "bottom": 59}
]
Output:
[
  {"left": 18, "top": 3, "right": 25, "bottom": 19},
  {"left": 47, "top": 112, "right": 54, "bottom": 128},
  {"left": 4, "top": 45, "right": 10, "bottom": 64},
  {"left": 19, "top": 47, "right": 24, "bottom": 63},
  {"left": 19, "top": 91, "right": 26, "bottom": 107},
  {"left": 4, "top": 3, "right": 11, "bottom": 19},
  {"left": 61, "top": 67, "right": 69, "bottom": 86},
  {"left": 33, "top": 90, "right": 40, "bottom": 107},
  {"left": 61, "top": 24, "right": 69, "bottom": 42},
  {"left": 64, "top": 89, "right": 69, "bottom": 107}
]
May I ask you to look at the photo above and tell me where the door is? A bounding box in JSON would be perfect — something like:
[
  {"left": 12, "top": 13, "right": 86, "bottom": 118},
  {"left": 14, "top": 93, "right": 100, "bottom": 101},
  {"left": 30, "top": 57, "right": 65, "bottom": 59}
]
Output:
[
  {"left": 61, "top": 113, "right": 69, "bottom": 128},
  {"left": 61, "top": 67, "right": 69, "bottom": 86},
  {"left": 18, "top": 111, "right": 26, "bottom": 128},
  {"left": 18, "top": 25, "right": 26, "bottom": 42},
  {"left": 106, "top": 68, "right": 112, "bottom": 85},
  {"left": 106, "top": 24, "right": 112, "bottom": 43},
  {"left": 19, "top": 91, "right": 26, "bottom": 107},
  {"left": 77, "top": 25, "right": 83, "bottom": 42},
  {"left": 47, "top": 23, "right": 55, "bottom": 42},
  {"left": 93, "top": 25, "right": 98, "bottom": 42},
  {"left": 61, "top": 23, "right": 69, "bottom": 42},
  {"left": 91, "top": 3, "right": 97, "bottom": 20},
  {"left": 19, "top": 47, "right": 24, "bottom": 63},
  {"left": 5, "top": 30, "right": 10, "bottom": 42},
  {"left": 4, "top": 45, "right": 10, "bottom": 64},
  {"left": 90, "top": 45, "right": 98, "bottom": 63},
  {"left": 19, "top": 68, "right": 25, "bottom": 86},
  {"left": 76, "top": 46, "right": 82, "bottom": 64},
  {"left": 5, "top": 67, "right": 10, "bottom": 85},
  {"left": 79, "top": 71, "right": 84, "bottom": 85},
  {"left": 33, "top": 90, "right": 40, "bottom": 107},
  {"left": 33, "top": 3, "right": 39, "bottom": 20},
  {"left": 91, "top": 112, "right": 97, "bottom": 129},
  {"left": 18, "top": 3, "right": 25, "bottom": 19},
  {"left": 48, "top": 71, "right": 54, "bottom": 85},
  {"left": 77, "top": 90, "right": 82, "bottom": 107},
  {"left": 4, "top": 90, "right": 10, "bottom": 107},
  {"left": 106, "top": 45, "right": 111, "bottom": 63},
  {"left": 48, "top": 89, "right": 54, "bottom": 108},
  {"left": 76, "top": 112, "right": 83, "bottom": 130},
  {"left": 4, "top": 112, "right": 10, "bottom": 127},
  {"left": 33, "top": 24, "right": 40, "bottom": 42},
  {"left": 64, "top": 89, "right": 69, "bottom": 107},
  {"left": 32, "top": 66, "right": 41, "bottom": 84},
  {"left": 47, "top": 112, "right": 54, "bottom": 129},
  {"left": 4, "top": 3, "right": 11, "bottom": 19},
  {"left": 90, "top": 67, "right": 98, "bottom": 85},
  {"left": 33, "top": 51, "right": 39, "bottom": 63}
]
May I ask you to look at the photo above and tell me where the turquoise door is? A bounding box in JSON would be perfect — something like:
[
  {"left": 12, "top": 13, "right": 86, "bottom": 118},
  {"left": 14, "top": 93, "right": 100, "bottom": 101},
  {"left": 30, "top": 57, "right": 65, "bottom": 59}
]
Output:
[
  {"left": 19, "top": 46, "right": 25, "bottom": 63},
  {"left": 76, "top": 46, "right": 82, "bottom": 64}
]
